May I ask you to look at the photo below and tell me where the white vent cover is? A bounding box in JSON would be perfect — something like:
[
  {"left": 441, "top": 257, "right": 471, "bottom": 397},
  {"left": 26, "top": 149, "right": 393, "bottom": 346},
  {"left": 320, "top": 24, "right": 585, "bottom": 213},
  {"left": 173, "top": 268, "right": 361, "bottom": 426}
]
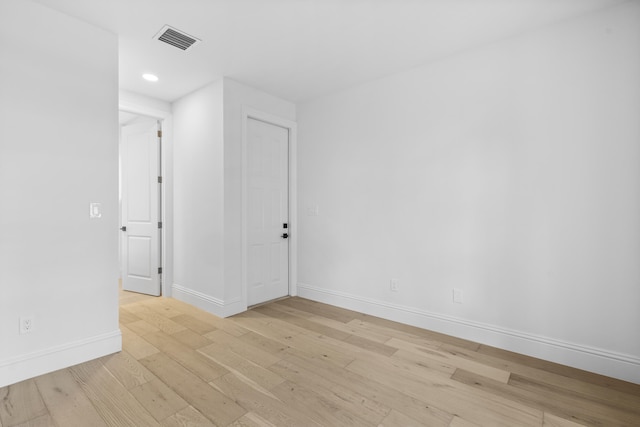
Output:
[{"left": 153, "top": 25, "right": 201, "bottom": 51}]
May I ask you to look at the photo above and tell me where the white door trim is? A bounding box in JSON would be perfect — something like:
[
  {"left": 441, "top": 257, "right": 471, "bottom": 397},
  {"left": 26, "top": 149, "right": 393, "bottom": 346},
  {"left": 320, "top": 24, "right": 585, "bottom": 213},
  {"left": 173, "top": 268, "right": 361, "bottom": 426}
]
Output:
[
  {"left": 118, "top": 101, "right": 173, "bottom": 298},
  {"left": 241, "top": 107, "right": 298, "bottom": 310}
]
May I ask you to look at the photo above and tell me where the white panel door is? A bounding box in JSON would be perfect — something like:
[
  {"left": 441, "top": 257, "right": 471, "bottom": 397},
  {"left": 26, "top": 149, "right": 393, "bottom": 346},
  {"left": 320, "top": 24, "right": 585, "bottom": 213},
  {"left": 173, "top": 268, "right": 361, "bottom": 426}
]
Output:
[
  {"left": 121, "top": 121, "right": 160, "bottom": 296},
  {"left": 247, "top": 118, "right": 289, "bottom": 306}
]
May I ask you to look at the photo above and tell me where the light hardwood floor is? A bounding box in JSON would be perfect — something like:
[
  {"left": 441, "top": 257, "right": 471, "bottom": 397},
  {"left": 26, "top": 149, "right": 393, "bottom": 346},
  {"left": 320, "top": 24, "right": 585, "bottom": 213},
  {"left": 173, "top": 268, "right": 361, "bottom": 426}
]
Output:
[{"left": 1, "top": 289, "right": 639, "bottom": 427}]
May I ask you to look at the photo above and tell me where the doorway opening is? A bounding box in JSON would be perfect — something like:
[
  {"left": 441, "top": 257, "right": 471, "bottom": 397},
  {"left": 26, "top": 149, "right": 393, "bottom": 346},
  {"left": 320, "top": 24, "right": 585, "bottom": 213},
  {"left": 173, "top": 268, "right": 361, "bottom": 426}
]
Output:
[{"left": 119, "top": 111, "right": 163, "bottom": 296}]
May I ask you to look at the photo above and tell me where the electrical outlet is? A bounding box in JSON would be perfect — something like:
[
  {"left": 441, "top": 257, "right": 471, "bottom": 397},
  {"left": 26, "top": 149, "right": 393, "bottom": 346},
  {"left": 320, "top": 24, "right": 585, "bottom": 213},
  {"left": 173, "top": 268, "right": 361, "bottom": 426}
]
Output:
[
  {"left": 390, "top": 278, "right": 399, "bottom": 292},
  {"left": 19, "top": 316, "right": 35, "bottom": 334},
  {"left": 453, "top": 288, "right": 464, "bottom": 304}
]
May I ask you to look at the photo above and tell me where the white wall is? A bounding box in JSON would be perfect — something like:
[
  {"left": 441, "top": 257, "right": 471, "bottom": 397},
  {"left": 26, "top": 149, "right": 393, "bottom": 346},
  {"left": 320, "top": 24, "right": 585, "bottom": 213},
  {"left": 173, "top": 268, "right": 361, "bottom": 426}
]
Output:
[
  {"left": 171, "top": 78, "right": 295, "bottom": 316},
  {"left": 222, "top": 79, "right": 296, "bottom": 314},
  {"left": 297, "top": 1, "right": 640, "bottom": 383},
  {"left": 172, "top": 80, "right": 225, "bottom": 309},
  {"left": 120, "top": 90, "right": 172, "bottom": 115},
  {"left": 0, "top": 0, "right": 120, "bottom": 386}
]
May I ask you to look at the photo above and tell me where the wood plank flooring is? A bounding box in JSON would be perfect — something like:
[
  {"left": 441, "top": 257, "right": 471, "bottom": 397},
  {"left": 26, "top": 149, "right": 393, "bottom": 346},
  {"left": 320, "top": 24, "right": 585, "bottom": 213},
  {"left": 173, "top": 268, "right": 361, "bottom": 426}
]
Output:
[{"left": 1, "top": 289, "right": 639, "bottom": 426}]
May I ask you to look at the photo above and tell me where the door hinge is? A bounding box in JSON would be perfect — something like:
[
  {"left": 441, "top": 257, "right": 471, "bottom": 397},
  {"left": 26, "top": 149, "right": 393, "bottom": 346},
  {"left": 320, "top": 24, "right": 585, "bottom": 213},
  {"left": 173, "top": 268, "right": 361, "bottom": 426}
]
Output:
[
  {"left": 158, "top": 176, "right": 162, "bottom": 184},
  {"left": 158, "top": 221, "right": 162, "bottom": 229},
  {"left": 158, "top": 267, "right": 162, "bottom": 274},
  {"left": 157, "top": 130, "right": 162, "bottom": 138}
]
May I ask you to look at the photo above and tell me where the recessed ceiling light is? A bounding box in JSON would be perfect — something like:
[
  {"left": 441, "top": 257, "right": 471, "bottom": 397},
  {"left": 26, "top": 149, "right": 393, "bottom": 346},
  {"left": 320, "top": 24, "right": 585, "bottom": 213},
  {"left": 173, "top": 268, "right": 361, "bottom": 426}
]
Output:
[{"left": 142, "top": 73, "right": 159, "bottom": 82}]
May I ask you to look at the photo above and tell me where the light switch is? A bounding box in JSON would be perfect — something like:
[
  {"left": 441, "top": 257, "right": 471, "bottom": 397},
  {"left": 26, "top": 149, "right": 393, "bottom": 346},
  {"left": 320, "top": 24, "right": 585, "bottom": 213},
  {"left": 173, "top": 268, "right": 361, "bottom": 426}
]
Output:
[
  {"left": 453, "top": 288, "right": 464, "bottom": 304},
  {"left": 89, "top": 202, "right": 102, "bottom": 219}
]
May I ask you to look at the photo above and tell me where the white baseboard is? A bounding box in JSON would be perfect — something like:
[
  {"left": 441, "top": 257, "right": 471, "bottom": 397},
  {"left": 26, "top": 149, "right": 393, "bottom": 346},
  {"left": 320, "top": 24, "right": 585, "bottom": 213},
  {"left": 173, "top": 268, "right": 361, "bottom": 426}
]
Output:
[
  {"left": 0, "top": 330, "right": 121, "bottom": 388},
  {"left": 297, "top": 282, "right": 640, "bottom": 385},
  {"left": 172, "top": 284, "right": 245, "bottom": 318}
]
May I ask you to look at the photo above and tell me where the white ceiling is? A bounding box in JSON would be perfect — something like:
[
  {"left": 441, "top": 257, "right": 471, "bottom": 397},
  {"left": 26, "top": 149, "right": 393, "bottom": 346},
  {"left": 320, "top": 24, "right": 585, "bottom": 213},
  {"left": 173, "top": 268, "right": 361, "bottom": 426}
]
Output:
[{"left": 34, "top": 0, "right": 625, "bottom": 103}]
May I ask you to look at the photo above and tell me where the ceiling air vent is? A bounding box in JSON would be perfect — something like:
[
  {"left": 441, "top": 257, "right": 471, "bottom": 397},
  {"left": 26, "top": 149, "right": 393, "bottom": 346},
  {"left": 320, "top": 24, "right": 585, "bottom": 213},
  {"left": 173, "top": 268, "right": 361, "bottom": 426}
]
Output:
[{"left": 153, "top": 25, "right": 201, "bottom": 51}]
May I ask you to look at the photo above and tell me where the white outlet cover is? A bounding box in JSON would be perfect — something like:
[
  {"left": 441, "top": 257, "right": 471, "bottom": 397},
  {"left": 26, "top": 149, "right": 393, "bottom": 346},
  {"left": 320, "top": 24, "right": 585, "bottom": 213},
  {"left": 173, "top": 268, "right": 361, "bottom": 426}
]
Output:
[{"left": 19, "top": 316, "right": 35, "bottom": 334}]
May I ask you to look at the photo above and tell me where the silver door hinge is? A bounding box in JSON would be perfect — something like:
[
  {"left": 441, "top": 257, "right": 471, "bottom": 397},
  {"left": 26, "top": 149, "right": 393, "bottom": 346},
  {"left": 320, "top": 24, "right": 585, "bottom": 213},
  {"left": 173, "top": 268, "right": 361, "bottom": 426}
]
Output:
[
  {"left": 158, "top": 222, "right": 163, "bottom": 229},
  {"left": 158, "top": 267, "right": 162, "bottom": 274},
  {"left": 158, "top": 176, "right": 162, "bottom": 184},
  {"left": 157, "top": 130, "right": 162, "bottom": 138}
]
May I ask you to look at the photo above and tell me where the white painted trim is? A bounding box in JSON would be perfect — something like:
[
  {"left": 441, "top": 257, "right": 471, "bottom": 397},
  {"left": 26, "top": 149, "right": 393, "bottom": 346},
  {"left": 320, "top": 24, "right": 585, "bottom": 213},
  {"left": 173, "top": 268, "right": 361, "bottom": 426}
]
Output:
[
  {"left": 118, "top": 101, "right": 173, "bottom": 298},
  {"left": 118, "top": 102, "right": 170, "bottom": 122},
  {"left": 0, "top": 330, "right": 121, "bottom": 388},
  {"left": 172, "top": 284, "right": 243, "bottom": 318},
  {"left": 241, "top": 107, "right": 298, "bottom": 309},
  {"left": 297, "top": 282, "right": 640, "bottom": 385}
]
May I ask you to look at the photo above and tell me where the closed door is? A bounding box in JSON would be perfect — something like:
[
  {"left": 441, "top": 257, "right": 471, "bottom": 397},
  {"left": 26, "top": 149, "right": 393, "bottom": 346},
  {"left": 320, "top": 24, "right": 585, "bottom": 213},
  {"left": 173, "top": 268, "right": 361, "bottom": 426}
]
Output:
[
  {"left": 247, "top": 118, "right": 289, "bottom": 306},
  {"left": 120, "top": 120, "right": 161, "bottom": 296}
]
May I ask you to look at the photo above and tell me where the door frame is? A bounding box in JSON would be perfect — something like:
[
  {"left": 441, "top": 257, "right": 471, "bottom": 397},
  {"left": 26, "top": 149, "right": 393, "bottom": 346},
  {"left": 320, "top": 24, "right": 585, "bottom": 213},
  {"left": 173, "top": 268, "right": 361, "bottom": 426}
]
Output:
[
  {"left": 119, "top": 99, "right": 173, "bottom": 298},
  {"left": 241, "top": 107, "right": 298, "bottom": 308},
  {"left": 120, "top": 119, "right": 161, "bottom": 296}
]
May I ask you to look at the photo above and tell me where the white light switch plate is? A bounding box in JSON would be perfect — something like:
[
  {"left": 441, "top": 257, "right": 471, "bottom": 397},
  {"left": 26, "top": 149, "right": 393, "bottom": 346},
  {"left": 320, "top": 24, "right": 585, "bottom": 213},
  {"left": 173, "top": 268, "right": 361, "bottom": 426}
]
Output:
[
  {"left": 453, "top": 288, "right": 464, "bottom": 304},
  {"left": 89, "top": 202, "right": 102, "bottom": 219}
]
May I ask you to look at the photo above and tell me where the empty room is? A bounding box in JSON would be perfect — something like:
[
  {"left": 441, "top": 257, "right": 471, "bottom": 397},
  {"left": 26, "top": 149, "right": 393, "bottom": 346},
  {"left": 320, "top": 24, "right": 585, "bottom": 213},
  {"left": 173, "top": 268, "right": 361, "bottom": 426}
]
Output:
[{"left": 1, "top": 0, "right": 639, "bottom": 425}]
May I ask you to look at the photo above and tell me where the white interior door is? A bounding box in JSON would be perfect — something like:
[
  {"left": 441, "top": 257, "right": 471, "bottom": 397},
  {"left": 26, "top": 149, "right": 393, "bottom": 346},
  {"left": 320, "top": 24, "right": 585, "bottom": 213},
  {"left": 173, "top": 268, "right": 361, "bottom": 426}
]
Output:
[
  {"left": 121, "top": 120, "right": 161, "bottom": 296},
  {"left": 247, "top": 118, "right": 289, "bottom": 306}
]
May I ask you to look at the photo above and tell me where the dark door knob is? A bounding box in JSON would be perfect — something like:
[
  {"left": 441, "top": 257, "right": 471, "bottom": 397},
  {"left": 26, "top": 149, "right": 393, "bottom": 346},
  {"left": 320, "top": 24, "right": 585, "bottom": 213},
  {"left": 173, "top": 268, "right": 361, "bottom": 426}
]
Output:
[
  {"left": 281, "top": 233, "right": 289, "bottom": 239},
  {"left": 120, "top": 226, "right": 127, "bottom": 232}
]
